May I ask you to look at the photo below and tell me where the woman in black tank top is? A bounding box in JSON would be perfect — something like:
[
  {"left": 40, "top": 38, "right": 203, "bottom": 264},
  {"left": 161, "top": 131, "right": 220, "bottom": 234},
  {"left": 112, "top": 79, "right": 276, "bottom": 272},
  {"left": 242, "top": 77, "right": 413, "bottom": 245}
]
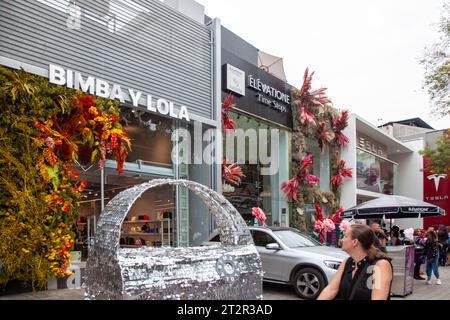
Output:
[{"left": 318, "top": 224, "right": 393, "bottom": 300}]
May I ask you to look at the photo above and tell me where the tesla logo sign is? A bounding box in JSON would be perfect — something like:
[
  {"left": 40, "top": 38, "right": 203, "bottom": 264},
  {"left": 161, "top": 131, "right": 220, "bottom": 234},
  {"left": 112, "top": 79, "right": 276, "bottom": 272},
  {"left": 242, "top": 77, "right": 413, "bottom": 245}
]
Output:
[{"left": 427, "top": 174, "right": 448, "bottom": 192}]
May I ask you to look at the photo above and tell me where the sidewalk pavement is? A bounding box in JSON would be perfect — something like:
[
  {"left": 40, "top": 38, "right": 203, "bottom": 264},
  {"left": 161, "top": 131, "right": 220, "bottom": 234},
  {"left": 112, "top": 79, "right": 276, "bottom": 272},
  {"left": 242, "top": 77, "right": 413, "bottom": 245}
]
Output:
[
  {"left": 395, "top": 265, "right": 450, "bottom": 300},
  {"left": 1, "top": 266, "right": 449, "bottom": 300}
]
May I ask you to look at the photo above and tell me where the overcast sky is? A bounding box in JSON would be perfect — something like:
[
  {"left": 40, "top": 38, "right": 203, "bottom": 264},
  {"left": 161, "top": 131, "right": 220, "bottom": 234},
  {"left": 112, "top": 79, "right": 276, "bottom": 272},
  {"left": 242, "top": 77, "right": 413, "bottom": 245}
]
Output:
[{"left": 197, "top": 0, "right": 449, "bottom": 130}]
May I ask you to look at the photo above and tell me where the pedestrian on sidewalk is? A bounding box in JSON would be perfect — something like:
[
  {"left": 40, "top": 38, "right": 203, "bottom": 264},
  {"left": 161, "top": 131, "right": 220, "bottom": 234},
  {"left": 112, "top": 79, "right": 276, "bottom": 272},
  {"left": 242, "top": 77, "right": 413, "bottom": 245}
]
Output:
[
  {"left": 447, "top": 226, "right": 450, "bottom": 266},
  {"left": 370, "top": 223, "right": 387, "bottom": 253},
  {"left": 422, "top": 229, "right": 442, "bottom": 285},
  {"left": 413, "top": 229, "right": 426, "bottom": 280},
  {"left": 438, "top": 226, "right": 448, "bottom": 267},
  {"left": 318, "top": 224, "right": 393, "bottom": 300}
]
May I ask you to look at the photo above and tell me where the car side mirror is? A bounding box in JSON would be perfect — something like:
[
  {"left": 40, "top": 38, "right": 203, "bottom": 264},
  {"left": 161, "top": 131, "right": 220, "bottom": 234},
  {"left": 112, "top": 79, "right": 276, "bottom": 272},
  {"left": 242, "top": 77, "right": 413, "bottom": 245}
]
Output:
[{"left": 265, "top": 243, "right": 281, "bottom": 250}]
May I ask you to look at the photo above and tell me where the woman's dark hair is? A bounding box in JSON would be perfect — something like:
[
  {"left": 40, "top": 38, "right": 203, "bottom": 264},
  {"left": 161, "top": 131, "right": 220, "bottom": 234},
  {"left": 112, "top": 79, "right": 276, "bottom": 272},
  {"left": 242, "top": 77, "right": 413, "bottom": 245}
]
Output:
[
  {"left": 426, "top": 230, "right": 437, "bottom": 240},
  {"left": 350, "top": 224, "right": 392, "bottom": 263}
]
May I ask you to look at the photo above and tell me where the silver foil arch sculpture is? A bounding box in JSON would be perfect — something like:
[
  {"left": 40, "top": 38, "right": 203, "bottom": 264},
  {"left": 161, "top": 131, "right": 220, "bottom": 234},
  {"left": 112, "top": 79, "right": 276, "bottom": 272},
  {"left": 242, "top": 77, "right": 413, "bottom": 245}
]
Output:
[{"left": 84, "top": 179, "right": 263, "bottom": 300}]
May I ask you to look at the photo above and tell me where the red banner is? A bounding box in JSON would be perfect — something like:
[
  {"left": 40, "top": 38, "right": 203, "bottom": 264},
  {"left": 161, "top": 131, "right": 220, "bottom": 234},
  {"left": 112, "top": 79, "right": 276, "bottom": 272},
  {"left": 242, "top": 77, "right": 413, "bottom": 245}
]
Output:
[{"left": 423, "top": 157, "right": 450, "bottom": 229}]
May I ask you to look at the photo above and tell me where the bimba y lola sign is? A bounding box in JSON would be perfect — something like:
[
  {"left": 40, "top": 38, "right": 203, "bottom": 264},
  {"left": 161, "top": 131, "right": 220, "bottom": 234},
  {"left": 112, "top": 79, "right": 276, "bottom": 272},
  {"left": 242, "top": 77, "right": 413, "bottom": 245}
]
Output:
[{"left": 49, "top": 64, "right": 190, "bottom": 121}]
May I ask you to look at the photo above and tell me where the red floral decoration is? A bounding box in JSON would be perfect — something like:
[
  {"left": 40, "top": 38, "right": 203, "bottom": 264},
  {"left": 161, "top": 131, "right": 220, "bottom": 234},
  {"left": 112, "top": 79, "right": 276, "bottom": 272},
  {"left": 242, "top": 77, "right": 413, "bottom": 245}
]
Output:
[
  {"left": 221, "top": 94, "right": 246, "bottom": 187},
  {"left": 314, "top": 203, "right": 324, "bottom": 221},
  {"left": 294, "top": 68, "right": 331, "bottom": 127},
  {"left": 281, "top": 177, "right": 300, "bottom": 201},
  {"left": 300, "top": 107, "right": 316, "bottom": 126},
  {"left": 300, "top": 153, "right": 314, "bottom": 170},
  {"left": 281, "top": 154, "right": 319, "bottom": 201},
  {"left": 297, "top": 68, "right": 331, "bottom": 109},
  {"left": 283, "top": 67, "right": 352, "bottom": 234},
  {"left": 333, "top": 110, "right": 350, "bottom": 148},
  {"left": 313, "top": 204, "right": 338, "bottom": 243},
  {"left": 222, "top": 159, "right": 245, "bottom": 186},
  {"left": 331, "top": 160, "right": 353, "bottom": 192},
  {"left": 317, "top": 121, "right": 335, "bottom": 152},
  {"left": 33, "top": 94, "right": 132, "bottom": 277},
  {"left": 36, "top": 95, "right": 131, "bottom": 174},
  {"left": 331, "top": 207, "right": 344, "bottom": 223},
  {"left": 252, "top": 207, "right": 267, "bottom": 225},
  {"left": 222, "top": 93, "right": 236, "bottom": 131},
  {"left": 313, "top": 204, "right": 326, "bottom": 243},
  {"left": 298, "top": 154, "right": 319, "bottom": 187},
  {"left": 305, "top": 174, "right": 320, "bottom": 185}
]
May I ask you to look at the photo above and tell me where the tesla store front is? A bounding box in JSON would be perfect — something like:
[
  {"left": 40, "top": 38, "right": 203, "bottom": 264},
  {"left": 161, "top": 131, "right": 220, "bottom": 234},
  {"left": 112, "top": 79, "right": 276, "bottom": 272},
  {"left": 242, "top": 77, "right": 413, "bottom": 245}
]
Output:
[{"left": 0, "top": 0, "right": 222, "bottom": 259}]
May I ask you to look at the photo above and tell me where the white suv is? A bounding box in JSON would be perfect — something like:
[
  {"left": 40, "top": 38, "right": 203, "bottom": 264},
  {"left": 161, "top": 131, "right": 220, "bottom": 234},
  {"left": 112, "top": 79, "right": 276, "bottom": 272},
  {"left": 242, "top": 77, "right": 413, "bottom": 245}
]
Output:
[{"left": 208, "top": 226, "right": 347, "bottom": 299}]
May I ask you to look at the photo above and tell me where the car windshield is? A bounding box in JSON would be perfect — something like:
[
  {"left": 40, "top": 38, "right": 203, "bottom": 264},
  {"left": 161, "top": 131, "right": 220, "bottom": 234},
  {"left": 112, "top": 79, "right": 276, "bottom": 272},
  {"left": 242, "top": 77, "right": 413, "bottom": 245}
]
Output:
[{"left": 273, "top": 230, "right": 320, "bottom": 248}]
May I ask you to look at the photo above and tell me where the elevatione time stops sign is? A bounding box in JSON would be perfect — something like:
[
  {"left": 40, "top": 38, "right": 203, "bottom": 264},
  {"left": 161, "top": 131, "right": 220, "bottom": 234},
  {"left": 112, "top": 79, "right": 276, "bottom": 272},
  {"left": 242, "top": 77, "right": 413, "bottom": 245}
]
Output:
[{"left": 49, "top": 64, "right": 190, "bottom": 121}]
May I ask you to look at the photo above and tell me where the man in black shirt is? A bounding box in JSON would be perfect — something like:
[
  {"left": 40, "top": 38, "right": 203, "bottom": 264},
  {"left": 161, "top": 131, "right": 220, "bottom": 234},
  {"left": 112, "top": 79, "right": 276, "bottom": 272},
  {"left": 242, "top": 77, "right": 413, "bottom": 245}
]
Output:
[{"left": 370, "top": 223, "right": 387, "bottom": 253}]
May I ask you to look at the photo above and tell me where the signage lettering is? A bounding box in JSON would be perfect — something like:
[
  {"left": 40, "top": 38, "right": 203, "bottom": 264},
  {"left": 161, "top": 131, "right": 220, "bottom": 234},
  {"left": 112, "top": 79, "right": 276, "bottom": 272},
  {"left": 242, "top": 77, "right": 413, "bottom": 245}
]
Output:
[
  {"left": 49, "top": 64, "right": 190, "bottom": 121},
  {"left": 358, "top": 136, "right": 386, "bottom": 157},
  {"left": 257, "top": 94, "right": 287, "bottom": 112},
  {"left": 247, "top": 75, "right": 290, "bottom": 113},
  {"left": 247, "top": 75, "right": 290, "bottom": 104},
  {"left": 406, "top": 207, "right": 431, "bottom": 213},
  {"left": 425, "top": 195, "right": 449, "bottom": 201}
]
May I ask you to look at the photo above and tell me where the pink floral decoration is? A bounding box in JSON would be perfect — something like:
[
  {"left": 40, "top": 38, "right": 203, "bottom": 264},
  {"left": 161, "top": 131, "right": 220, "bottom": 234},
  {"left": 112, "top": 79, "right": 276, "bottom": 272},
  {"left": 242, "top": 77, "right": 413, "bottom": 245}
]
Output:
[
  {"left": 281, "top": 177, "right": 300, "bottom": 201},
  {"left": 331, "top": 160, "right": 353, "bottom": 192},
  {"left": 306, "top": 174, "right": 320, "bottom": 185},
  {"left": 252, "top": 207, "right": 267, "bottom": 225},
  {"left": 333, "top": 110, "right": 350, "bottom": 148},
  {"left": 314, "top": 220, "right": 324, "bottom": 233},
  {"left": 300, "top": 107, "right": 316, "bottom": 126},
  {"left": 339, "top": 220, "right": 353, "bottom": 234},
  {"left": 323, "top": 218, "right": 336, "bottom": 232},
  {"left": 300, "top": 153, "right": 314, "bottom": 170}
]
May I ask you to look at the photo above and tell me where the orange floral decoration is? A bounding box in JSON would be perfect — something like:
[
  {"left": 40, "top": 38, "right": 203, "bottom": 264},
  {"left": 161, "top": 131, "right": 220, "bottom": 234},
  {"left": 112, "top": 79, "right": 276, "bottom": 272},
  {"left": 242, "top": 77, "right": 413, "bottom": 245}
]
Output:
[{"left": 33, "top": 94, "right": 131, "bottom": 278}]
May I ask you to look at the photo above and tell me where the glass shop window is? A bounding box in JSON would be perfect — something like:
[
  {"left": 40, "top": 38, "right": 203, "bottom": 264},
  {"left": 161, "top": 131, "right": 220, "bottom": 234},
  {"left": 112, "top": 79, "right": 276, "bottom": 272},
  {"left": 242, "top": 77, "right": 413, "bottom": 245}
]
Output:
[
  {"left": 102, "top": 171, "right": 176, "bottom": 248},
  {"left": 251, "top": 231, "right": 277, "bottom": 247},
  {"left": 222, "top": 112, "right": 288, "bottom": 227},
  {"left": 73, "top": 165, "right": 102, "bottom": 261},
  {"left": 305, "top": 137, "right": 331, "bottom": 191},
  {"left": 356, "top": 149, "right": 395, "bottom": 195},
  {"left": 120, "top": 108, "right": 173, "bottom": 168}
]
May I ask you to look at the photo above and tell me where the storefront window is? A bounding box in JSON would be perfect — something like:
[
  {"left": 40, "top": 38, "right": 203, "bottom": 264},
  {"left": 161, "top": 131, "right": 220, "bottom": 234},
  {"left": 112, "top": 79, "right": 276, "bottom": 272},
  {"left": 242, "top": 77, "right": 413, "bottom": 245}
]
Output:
[
  {"left": 74, "top": 166, "right": 102, "bottom": 261},
  {"left": 120, "top": 108, "right": 173, "bottom": 168},
  {"left": 223, "top": 112, "right": 289, "bottom": 227},
  {"left": 356, "top": 148, "right": 396, "bottom": 195},
  {"left": 73, "top": 107, "right": 178, "bottom": 259},
  {"left": 189, "top": 122, "right": 215, "bottom": 246},
  {"left": 111, "top": 173, "right": 176, "bottom": 249}
]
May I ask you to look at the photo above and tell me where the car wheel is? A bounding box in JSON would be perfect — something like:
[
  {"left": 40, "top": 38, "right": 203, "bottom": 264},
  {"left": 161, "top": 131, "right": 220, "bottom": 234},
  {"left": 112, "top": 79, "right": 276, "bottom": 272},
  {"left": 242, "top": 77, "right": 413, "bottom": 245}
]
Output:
[{"left": 293, "top": 268, "right": 325, "bottom": 300}]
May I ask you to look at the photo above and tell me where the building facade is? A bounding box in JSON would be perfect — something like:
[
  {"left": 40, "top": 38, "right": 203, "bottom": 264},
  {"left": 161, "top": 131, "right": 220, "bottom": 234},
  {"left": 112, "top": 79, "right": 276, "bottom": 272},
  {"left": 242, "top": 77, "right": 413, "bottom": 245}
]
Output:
[
  {"left": 0, "top": 0, "right": 222, "bottom": 253},
  {"left": 220, "top": 26, "right": 292, "bottom": 227},
  {"left": 219, "top": 26, "right": 336, "bottom": 229},
  {"left": 340, "top": 114, "right": 415, "bottom": 227},
  {"left": 380, "top": 119, "right": 449, "bottom": 229}
]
